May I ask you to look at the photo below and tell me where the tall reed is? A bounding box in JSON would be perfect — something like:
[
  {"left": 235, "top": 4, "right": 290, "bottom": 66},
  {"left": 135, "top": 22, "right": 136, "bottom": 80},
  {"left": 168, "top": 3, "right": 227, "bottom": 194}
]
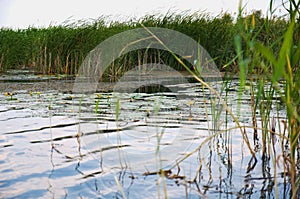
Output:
[
  {"left": 0, "top": 11, "right": 290, "bottom": 79},
  {"left": 135, "top": 1, "right": 299, "bottom": 198},
  {"left": 234, "top": 0, "right": 300, "bottom": 197}
]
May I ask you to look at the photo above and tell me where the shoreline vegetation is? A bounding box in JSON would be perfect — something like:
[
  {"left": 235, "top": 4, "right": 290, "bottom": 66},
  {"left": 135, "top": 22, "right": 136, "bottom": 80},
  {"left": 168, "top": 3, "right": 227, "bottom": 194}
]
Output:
[
  {"left": 0, "top": 10, "right": 298, "bottom": 78},
  {"left": 1, "top": 1, "right": 300, "bottom": 197}
]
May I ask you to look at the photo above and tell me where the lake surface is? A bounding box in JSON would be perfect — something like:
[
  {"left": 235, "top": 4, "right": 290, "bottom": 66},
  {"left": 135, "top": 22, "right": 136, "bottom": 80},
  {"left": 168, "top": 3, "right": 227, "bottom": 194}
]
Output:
[{"left": 0, "top": 70, "right": 295, "bottom": 198}]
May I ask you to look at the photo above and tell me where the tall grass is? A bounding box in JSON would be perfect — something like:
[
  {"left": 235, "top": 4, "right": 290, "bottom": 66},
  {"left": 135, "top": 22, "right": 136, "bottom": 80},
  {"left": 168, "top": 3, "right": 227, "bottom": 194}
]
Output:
[
  {"left": 134, "top": 1, "right": 299, "bottom": 198},
  {"left": 233, "top": 0, "right": 300, "bottom": 197},
  {"left": 0, "top": 11, "right": 291, "bottom": 78},
  {"left": 1, "top": 4, "right": 299, "bottom": 197}
]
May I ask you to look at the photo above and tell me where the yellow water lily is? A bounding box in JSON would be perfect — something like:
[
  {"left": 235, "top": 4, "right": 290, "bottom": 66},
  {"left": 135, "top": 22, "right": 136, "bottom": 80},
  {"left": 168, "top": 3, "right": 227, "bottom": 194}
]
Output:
[
  {"left": 4, "top": 92, "right": 17, "bottom": 100},
  {"left": 146, "top": 109, "right": 150, "bottom": 117},
  {"left": 4, "top": 92, "right": 13, "bottom": 97},
  {"left": 96, "top": 94, "right": 102, "bottom": 99},
  {"left": 36, "top": 91, "right": 41, "bottom": 98},
  {"left": 188, "top": 101, "right": 194, "bottom": 106}
]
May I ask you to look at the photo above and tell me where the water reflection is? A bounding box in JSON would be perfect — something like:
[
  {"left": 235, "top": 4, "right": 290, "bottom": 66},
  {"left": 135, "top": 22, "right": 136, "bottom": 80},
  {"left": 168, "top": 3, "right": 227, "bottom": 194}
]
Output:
[{"left": 0, "top": 79, "right": 296, "bottom": 198}]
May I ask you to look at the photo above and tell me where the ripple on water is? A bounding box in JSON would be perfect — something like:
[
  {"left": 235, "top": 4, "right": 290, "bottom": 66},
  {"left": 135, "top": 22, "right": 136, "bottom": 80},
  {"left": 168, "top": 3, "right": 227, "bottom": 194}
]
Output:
[{"left": 0, "top": 79, "right": 292, "bottom": 198}]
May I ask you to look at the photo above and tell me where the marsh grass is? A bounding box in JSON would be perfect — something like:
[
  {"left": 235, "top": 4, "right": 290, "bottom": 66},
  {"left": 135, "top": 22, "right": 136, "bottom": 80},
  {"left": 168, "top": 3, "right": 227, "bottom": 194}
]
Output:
[
  {"left": 135, "top": 1, "right": 299, "bottom": 198},
  {"left": 1, "top": 2, "right": 299, "bottom": 198},
  {"left": 232, "top": 0, "right": 300, "bottom": 197},
  {"left": 0, "top": 11, "right": 291, "bottom": 80}
]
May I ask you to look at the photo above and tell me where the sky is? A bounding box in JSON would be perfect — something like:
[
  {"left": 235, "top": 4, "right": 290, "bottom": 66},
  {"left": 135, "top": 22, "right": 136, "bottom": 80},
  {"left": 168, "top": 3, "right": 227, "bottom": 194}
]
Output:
[{"left": 0, "top": 0, "right": 285, "bottom": 29}]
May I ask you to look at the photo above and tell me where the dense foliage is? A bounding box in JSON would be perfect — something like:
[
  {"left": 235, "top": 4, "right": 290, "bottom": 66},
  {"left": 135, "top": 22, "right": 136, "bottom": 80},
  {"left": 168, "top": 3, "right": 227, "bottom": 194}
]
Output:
[
  {"left": 0, "top": 11, "right": 297, "bottom": 76},
  {"left": 0, "top": 11, "right": 299, "bottom": 74}
]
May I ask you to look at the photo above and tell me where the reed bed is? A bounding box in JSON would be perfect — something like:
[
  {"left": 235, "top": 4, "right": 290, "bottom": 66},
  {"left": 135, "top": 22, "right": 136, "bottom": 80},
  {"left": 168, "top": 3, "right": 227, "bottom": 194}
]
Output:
[
  {"left": 213, "top": 1, "right": 299, "bottom": 197},
  {"left": 0, "top": 11, "right": 294, "bottom": 78},
  {"left": 129, "top": 1, "right": 299, "bottom": 197},
  {"left": 1, "top": 1, "right": 299, "bottom": 197}
]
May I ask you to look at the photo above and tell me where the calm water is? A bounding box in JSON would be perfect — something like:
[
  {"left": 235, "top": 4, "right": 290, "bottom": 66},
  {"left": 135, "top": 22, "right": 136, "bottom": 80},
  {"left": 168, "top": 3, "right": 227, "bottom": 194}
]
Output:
[{"left": 0, "top": 71, "right": 295, "bottom": 198}]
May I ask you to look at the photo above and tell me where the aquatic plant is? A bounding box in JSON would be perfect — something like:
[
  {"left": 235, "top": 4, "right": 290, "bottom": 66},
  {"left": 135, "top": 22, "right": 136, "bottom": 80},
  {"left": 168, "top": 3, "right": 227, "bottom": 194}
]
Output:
[
  {"left": 135, "top": 1, "right": 299, "bottom": 198},
  {"left": 3, "top": 92, "right": 18, "bottom": 101},
  {"left": 233, "top": 0, "right": 300, "bottom": 197},
  {"left": 0, "top": 11, "right": 290, "bottom": 79},
  {"left": 1, "top": 1, "right": 299, "bottom": 198},
  {"left": 4, "top": 92, "right": 14, "bottom": 100}
]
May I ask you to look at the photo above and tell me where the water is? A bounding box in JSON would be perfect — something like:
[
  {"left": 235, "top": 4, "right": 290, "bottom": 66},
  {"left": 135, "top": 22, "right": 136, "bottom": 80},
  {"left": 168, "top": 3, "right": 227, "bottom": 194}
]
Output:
[{"left": 0, "top": 70, "right": 295, "bottom": 198}]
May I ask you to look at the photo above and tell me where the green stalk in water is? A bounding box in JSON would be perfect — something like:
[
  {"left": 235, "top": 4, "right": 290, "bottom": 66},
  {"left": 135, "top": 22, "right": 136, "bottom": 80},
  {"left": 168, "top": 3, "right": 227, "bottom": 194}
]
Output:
[
  {"left": 95, "top": 99, "right": 99, "bottom": 114},
  {"left": 255, "top": 17, "right": 300, "bottom": 199}
]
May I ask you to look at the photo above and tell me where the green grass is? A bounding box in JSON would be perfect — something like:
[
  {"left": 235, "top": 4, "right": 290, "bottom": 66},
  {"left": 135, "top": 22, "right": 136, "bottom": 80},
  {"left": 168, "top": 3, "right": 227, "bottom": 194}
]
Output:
[
  {"left": 1, "top": 2, "right": 299, "bottom": 197},
  {"left": 185, "top": 1, "right": 300, "bottom": 198},
  {"left": 0, "top": 11, "right": 294, "bottom": 79},
  {"left": 228, "top": 1, "right": 300, "bottom": 197},
  {"left": 126, "top": 1, "right": 299, "bottom": 198}
]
